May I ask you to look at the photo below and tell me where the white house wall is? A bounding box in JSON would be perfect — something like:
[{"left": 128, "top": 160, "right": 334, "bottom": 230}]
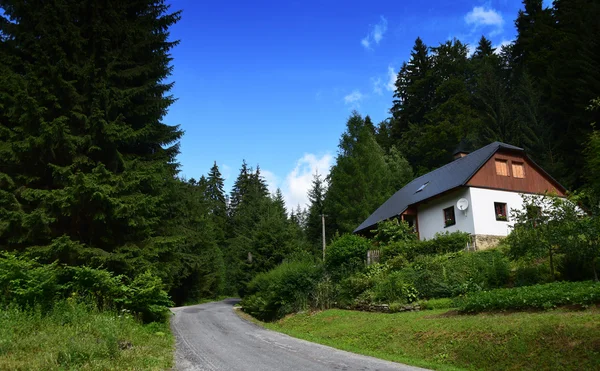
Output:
[
  {"left": 469, "top": 187, "right": 525, "bottom": 237},
  {"left": 417, "top": 188, "right": 474, "bottom": 240}
]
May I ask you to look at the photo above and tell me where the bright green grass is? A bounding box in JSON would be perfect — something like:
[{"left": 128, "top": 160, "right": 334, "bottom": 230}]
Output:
[
  {"left": 0, "top": 301, "right": 173, "bottom": 370},
  {"left": 260, "top": 308, "right": 600, "bottom": 371}
]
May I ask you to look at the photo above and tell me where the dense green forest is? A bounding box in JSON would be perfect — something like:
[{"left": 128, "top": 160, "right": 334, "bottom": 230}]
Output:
[{"left": 1, "top": 0, "right": 599, "bottom": 313}]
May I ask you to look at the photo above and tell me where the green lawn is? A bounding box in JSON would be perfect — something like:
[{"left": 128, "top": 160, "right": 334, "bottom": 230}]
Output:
[
  {"left": 259, "top": 307, "right": 600, "bottom": 371},
  {"left": 0, "top": 301, "right": 173, "bottom": 370}
]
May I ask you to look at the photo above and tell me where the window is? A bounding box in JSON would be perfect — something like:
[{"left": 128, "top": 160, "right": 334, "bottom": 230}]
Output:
[
  {"left": 512, "top": 162, "right": 525, "bottom": 178},
  {"left": 495, "top": 202, "right": 508, "bottom": 221},
  {"left": 415, "top": 181, "right": 429, "bottom": 193},
  {"left": 495, "top": 159, "right": 509, "bottom": 176},
  {"left": 443, "top": 206, "right": 456, "bottom": 227}
]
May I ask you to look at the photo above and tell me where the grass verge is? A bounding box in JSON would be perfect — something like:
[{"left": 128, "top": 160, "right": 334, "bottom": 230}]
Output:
[
  {"left": 257, "top": 307, "right": 600, "bottom": 371},
  {"left": 0, "top": 301, "right": 173, "bottom": 370}
]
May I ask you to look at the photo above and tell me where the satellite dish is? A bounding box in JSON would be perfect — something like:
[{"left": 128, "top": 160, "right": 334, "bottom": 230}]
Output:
[{"left": 457, "top": 198, "right": 469, "bottom": 211}]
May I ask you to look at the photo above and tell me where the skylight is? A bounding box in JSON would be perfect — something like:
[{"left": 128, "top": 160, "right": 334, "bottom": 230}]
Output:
[{"left": 415, "top": 182, "right": 429, "bottom": 193}]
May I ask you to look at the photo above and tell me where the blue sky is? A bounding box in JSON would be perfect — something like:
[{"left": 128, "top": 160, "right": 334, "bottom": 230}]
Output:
[{"left": 166, "top": 0, "right": 550, "bottom": 210}]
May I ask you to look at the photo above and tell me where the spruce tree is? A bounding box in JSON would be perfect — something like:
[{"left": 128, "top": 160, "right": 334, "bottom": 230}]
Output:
[
  {"left": 325, "top": 112, "right": 413, "bottom": 235},
  {"left": 306, "top": 172, "right": 326, "bottom": 256},
  {"left": 0, "top": 1, "right": 184, "bottom": 281},
  {"left": 390, "top": 37, "right": 433, "bottom": 142},
  {"left": 206, "top": 161, "right": 227, "bottom": 245}
]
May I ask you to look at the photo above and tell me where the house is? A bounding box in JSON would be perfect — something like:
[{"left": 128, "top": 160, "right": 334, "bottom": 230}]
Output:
[{"left": 354, "top": 142, "right": 566, "bottom": 250}]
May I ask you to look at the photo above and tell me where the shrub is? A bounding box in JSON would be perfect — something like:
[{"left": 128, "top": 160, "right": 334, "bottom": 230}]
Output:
[
  {"left": 511, "top": 259, "right": 554, "bottom": 287},
  {"left": 459, "top": 281, "right": 600, "bottom": 313},
  {"left": 0, "top": 253, "right": 173, "bottom": 322},
  {"left": 373, "top": 220, "right": 417, "bottom": 245},
  {"left": 242, "top": 260, "right": 324, "bottom": 321},
  {"left": 418, "top": 297, "right": 456, "bottom": 310},
  {"left": 325, "top": 234, "right": 371, "bottom": 279},
  {"left": 394, "top": 250, "right": 510, "bottom": 299},
  {"left": 310, "top": 275, "right": 338, "bottom": 311},
  {"left": 337, "top": 263, "right": 386, "bottom": 305},
  {"left": 60, "top": 266, "right": 126, "bottom": 310},
  {"left": 117, "top": 271, "right": 173, "bottom": 323},
  {"left": 0, "top": 253, "right": 59, "bottom": 310},
  {"left": 380, "top": 231, "right": 471, "bottom": 263},
  {"left": 371, "top": 271, "right": 418, "bottom": 304}
]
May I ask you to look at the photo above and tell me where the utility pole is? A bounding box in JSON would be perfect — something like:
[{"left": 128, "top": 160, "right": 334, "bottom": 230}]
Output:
[{"left": 321, "top": 214, "right": 327, "bottom": 261}]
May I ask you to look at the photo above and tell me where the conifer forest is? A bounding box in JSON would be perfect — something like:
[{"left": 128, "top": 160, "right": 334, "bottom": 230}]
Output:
[{"left": 1, "top": 0, "right": 599, "bottom": 307}]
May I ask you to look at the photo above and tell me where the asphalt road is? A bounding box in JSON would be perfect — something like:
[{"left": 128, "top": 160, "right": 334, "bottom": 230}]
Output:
[{"left": 170, "top": 299, "right": 428, "bottom": 371}]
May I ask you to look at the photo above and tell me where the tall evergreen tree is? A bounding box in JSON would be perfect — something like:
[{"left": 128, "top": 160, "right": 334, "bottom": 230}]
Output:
[
  {"left": 0, "top": 1, "right": 185, "bottom": 282},
  {"left": 306, "top": 172, "right": 326, "bottom": 256},
  {"left": 390, "top": 37, "right": 433, "bottom": 142},
  {"left": 325, "top": 112, "right": 413, "bottom": 235},
  {"left": 206, "top": 161, "right": 227, "bottom": 245}
]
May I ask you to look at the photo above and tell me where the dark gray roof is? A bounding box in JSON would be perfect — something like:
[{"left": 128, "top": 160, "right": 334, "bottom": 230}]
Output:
[{"left": 354, "top": 142, "right": 525, "bottom": 233}]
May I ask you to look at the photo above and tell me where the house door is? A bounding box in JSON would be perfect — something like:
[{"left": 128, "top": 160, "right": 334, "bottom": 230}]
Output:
[{"left": 402, "top": 215, "right": 416, "bottom": 230}]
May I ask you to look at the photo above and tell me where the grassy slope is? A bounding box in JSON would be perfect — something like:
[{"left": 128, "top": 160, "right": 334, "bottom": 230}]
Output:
[
  {"left": 261, "top": 308, "right": 600, "bottom": 371},
  {"left": 0, "top": 302, "right": 173, "bottom": 370}
]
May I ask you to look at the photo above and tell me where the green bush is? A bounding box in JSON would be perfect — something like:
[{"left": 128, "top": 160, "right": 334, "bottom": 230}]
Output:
[
  {"left": 373, "top": 220, "right": 417, "bottom": 245},
  {"left": 371, "top": 271, "right": 418, "bottom": 304},
  {"left": 459, "top": 281, "right": 600, "bottom": 313},
  {"left": 241, "top": 260, "right": 324, "bottom": 321},
  {"left": 325, "top": 234, "right": 371, "bottom": 279},
  {"left": 418, "top": 297, "right": 456, "bottom": 310},
  {"left": 117, "top": 271, "right": 173, "bottom": 323},
  {"left": 512, "top": 259, "right": 554, "bottom": 287},
  {"left": 395, "top": 250, "right": 510, "bottom": 299},
  {"left": 380, "top": 231, "right": 470, "bottom": 263},
  {"left": 417, "top": 232, "right": 471, "bottom": 257},
  {"left": 0, "top": 253, "right": 59, "bottom": 310},
  {"left": 337, "top": 263, "right": 386, "bottom": 305},
  {"left": 0, "top": 253, "right": 173, "bottom": 322}
]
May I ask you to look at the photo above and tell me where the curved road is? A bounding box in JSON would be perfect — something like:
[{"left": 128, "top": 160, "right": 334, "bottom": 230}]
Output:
[{"left": 170, "top": 299, "right": 428, "bottom": 371}]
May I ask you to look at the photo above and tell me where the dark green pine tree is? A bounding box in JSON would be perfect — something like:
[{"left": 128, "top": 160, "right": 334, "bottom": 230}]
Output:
[
  {"left": 325, "top": 112, "right": 412, "bottom": 236},
  {"left": 0, "top": 1, "right": 185, "bottom": 282},
  {"left": 228, "top": 160, "right": 250, "bottom": 217},
  {"left": 206, "top": 161, "right": 227, "bottom": 245},
  {"left": 390, "top": 37, "right": 433, "bottom": 143},
  {"left": 403, "top": 39, "right": 481, "bottom": 173},
  {"left": 306, "top": 172, "right": 326, "bottom": 257}
]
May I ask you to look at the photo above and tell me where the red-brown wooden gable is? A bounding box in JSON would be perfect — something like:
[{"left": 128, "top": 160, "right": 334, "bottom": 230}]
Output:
[{"left": 467, "top": 151, "right": 565, "bottom": 196}]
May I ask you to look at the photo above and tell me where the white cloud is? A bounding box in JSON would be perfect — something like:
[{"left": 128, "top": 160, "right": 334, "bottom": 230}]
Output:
[
  {"left": 386, "top": 66, "right": 396, "bottom": 92},
  {"left": 361, "top": 16, "right": 388, "bottom": 50},
  {"left": 260, "top": 154, "right": 333, "bottom": 212},
  {"left": 371, "top": 77, "right": 383, "bottom": 95},
  {"left": 467, "top": 43, "right": 477, "bottom": 57},
  {"left": 344, "top": 90, "right": 364, "bottom": 105},
  {"left": 283, "top": 153, "right": 333, "bottom": 210},
  {"left": 465, "top": 6, "right": 503, "bottom": 36},
  {"left": 465, "top": 6, "right": 503, "bottom": 27},
  {"left": 260, "top": 169, "right": 280, "bottom": 195},
  {"left": 361, "top": 38, "right": 370, "bottom": 49},
  {"left": 493, "top": 39, "right": 513, "bottom": 54}
]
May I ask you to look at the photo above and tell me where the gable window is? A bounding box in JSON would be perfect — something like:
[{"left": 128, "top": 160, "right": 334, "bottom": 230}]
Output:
[
  {"left": 495, "top": 202, "right": 508, "bottom": 221},
  {"left": 512, "top": 162, "right": 525, "bottom": 178},
  {"left": 443, "top": 206, "right": 456, "bottom": 227},
  {"left": 495, "top": 159, "right": 509, "bottom": 176}
]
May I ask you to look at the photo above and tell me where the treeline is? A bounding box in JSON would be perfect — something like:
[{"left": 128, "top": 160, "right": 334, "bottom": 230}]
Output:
[
  {"left": 377, "top": 0, "right": 600, "bottom": 190},
  {"left": 1, "top": 0, "right": 600, "bottom": 317},
  {"left": 309, "top": 0, "right": 600, "bottom": 244},
  {"left": 0, "top": 0, "right": 224, "bottom": 312}
]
